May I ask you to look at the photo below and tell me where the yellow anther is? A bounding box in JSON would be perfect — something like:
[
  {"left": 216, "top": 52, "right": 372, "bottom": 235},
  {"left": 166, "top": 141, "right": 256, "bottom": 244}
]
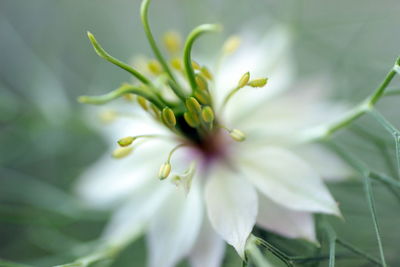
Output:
[
  {"left": 200, "top": 66, "right": 213, "bottom": 80},
  {"left": 194, "top": 90, "right": 211, "bottom": 105},
  {"left": 248, "top": 78, "right": 268, "bottom": 88},
  {"left": 99, "top": 110, "right": 117, "bottom": 124},
  {"left": 185, "top": 97, "right": 202, "bottom": 114},
  {"left": 123, "top": 93, "right": 135, "bottom": 101},
  {"left": 201, "top": 106, "right": 214, "bottom": 123},
  {"left": 148, "top": 60, "right": 162, "bottom": 75},
  {"left": 223, "top": 35, "right": 241, "bottom": 54},
  {"left": 170, "top": 57, "right": 182, "bottom": 70},
  {"left": 112, "top": 147, "right": 134, "bottom": 159},
  {"left": 150, "top": 104, "right": 161, "bottom": 118},
  {"left": 117, "top": 136, "right": 136, "bottom": 147},
  {"left": 137, "top": 96, "right": 148, "bottom": 110},
  {"left": 192, "top": 60, "right": 201, "bottom": 70},
  {"left": 184, "top": 112, "right": 200, "bottom": 128},
  {"left": 162, "top": 107, "right": 177, "bottom": 127},
  {"left": 195, "top": 75, "right": 208, "bottom": 91},
  {"left": 238, "top": 72, "right": 250, "bottom": 88},
  {"left": 229, "top": 129, "right": 246, "bottom": 142},
  {"left": 158, "top": 162, "right": 172, "bottom": 180},
  {"left": 163, "top": 31, "right": 182, "bottom": 54}
]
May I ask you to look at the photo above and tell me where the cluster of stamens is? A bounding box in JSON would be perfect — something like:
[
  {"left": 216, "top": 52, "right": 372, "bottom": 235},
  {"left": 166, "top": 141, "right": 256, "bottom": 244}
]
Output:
[{"left": 79, "top": 0, "right": 268, "bottom": 181}]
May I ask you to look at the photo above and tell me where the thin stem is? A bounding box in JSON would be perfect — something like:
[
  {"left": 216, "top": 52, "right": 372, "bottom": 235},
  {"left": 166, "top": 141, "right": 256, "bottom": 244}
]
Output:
[
  {"left": 87, "top": 32, "right": 151, "bottom": 85},
  {"left": 321, "top": 218, "right": 337, "bottom": 267},
  {"left": 336, "top": 238, "right": 383, "bottom": 266},
  {"left": 183, "top": 24, "right": 221, "bottom": 91},
  {"left": 140, "top": 0, "right": 177, "bottom": 84},
  {"left": 315, "top": 58, "right": 399, "bottom": 139},
  {"left": 363, "top": 176, "right": 387, "bottom": 267},
  {"left": 78, "top": 84, "right": 164, "bottom": 110}
]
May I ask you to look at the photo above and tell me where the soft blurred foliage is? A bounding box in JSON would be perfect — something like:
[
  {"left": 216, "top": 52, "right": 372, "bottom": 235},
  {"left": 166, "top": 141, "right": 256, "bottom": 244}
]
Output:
[{"left": 1, "top": 0, "right": 400, "bottom": 266}]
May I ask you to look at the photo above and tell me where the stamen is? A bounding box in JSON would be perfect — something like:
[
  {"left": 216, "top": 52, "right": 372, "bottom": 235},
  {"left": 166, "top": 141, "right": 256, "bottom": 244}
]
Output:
[
  {"left": 200, "top": 66, "right": 213, "bottom": 80},
  {"left": 194, "top": 90, "right": 211, "bottom": 105},
  {"left": 112, "top": 147, "right": 134, "bottom": 159},
  {"left": 161, "top": 107, "right": 177, "bottom": 128},
  {"left": 195, "top": 75, "right": 209, "bottom": 92},
  {"left": 170, "top": 58, "right": 182, "bottom": 71},
  {"left": 118, "top": 136, "right": 136, "bottom": 147},
  {"left": 147, "top": 60, "right": 162, "bottom": 75},
  {"left": 238, "top": 72, "right": 250, "bottom": 89},
  {"left": 192, "top": 60, "right": 201, "bottom": 71},
  {"left": 137, "top": 96, "right": 148, "bottom": 110},
  {"left": 184, "top": 112, "right": 200, "bottom": 128},
  {"left": 222, "top": 35, "right": 241, "bottom": 55},
  {"left": 163, "top": 31, "right": 182, "bottom": 55},
  {"left": 229, "top": 129, "right": 246, "bottom": 142},
  {"left": 159, "top": 144, "right": 187, "bottom": 180},
  {"left": 185, "top": 97, "right": 202, "bottom": 115},
  {"left": 158, "top": 162, "right": 171, "bottom": 180},
  {"left": 201, "top": 106, "right": 215, "bottom": 124},
  {"left": 87, "top": 32, "right": 152, "bottom": 86},
  {"left": 99, "top": 110, "right": 118, "bottom": 124},
  {"left": 248, "top": 78, "right": 268, "bottom": 88}
]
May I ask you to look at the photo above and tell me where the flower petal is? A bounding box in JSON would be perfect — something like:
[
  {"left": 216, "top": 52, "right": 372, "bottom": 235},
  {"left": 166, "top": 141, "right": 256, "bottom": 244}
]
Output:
[
  {"left": 257, "top": 194, "right": 317, "bottom": 243},
  {"left": 100, "top": 179, "right": 170, "bottom": 246},
  {"left": 205, "top": 166, "right": 258, "bottom": 258},
  {"left": 75, "top": 140, "right": 173, "bottom": 208},
  {"left": 189, "top": 216, "right": 225, "bottom": 267},
  {"left": 240, "top": 146, "right": 340, "bottom": 215},
  {"left": 147, "top": 184, "right": 203, "bottom": 267},
  {"left": 294, "top": 144, "right": 353, "bottom": 181}
]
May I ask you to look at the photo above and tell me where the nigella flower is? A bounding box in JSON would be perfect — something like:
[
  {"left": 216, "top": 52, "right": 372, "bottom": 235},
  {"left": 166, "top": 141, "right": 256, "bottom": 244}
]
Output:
[{"left": 76, "top": 0, "right": 351, "bottom": 266}]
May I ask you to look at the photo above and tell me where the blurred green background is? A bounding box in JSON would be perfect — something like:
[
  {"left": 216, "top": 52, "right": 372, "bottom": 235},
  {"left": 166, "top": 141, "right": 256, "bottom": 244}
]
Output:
[{"left": 1, "top": 0, "right": 400, "bottom": 266}]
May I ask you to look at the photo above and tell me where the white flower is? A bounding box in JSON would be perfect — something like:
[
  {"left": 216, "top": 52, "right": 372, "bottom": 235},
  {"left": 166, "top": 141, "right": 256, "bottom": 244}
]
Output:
[{"left": 75, "top": 7, "right": 352, "bottom": 267}]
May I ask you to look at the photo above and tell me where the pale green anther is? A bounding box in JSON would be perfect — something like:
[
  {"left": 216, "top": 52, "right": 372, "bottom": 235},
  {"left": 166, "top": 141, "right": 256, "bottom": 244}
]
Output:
[
  {"left": 150, "top": 104, "right": 161, "bottom": 117},
  {"left": 194, "top": 90, "right": 211, "bottom": 105},
  {"left": 185, "top": 97, "right": 202, "bottom": 114},
  {"left": 184, "top": 112, "right": 200, "bottom": 128},
  {"left": 201, "top": 106, "right": 214, "bottom": 123},
  {"left": 229, "top": 129, "right": 246, "bottom": 142},
  {"left": 137, "top": 96, "right": 148, "bottom": 110},
  {"left": 158, "top": 162, "right": 171, "bottom": 180},
  {"left": 238, "top": 72, "right": 250, "bottom": 88},
  {"left": 162, "top": 107, "right": 176, "bottom": 127},
  {"left": 183, "top": 24, "right": 222, "bottom": 91},
  {"left": 112, "top": 147, "right": 134, "bottom": 159},
  {"left": 195, "top": 75, "right": 208, "bottom": 91},
  {"left": 248, "top": 78, "right": 268, "bottom": 88},
  {"left": 87, "top": 32, "right": 151, "bottom": 85},
  {"left": 200, "top": 66, "right": 213, "bottom": 80},
  {"left": 118, "top": 136, "right": 136, "bottom": 147}
]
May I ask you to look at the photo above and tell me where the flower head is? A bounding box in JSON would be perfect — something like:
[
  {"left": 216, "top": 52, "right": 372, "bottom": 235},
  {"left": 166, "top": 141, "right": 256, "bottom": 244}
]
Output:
[{"left": 76, "top": 0, "right": 351, "bottom": 266}]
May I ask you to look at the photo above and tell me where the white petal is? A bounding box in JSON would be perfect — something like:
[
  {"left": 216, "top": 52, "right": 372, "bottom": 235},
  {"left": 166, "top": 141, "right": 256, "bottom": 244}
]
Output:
[
  {"left": 257, "top": 194, "right": 317, "bottom": 243},
  {"left": 100, "top": 179, "right": 170, "bottom": 246},
  {"left": 294, "top": 144, "right": 354, "bottom": 181},
  {"left": 189, "top": 216, "right": 225, "bottom": 267},
  {"left": 240, "top": 147, "right": 340, "bottom": 215},
  {"left": 147, "top": 184, "right": 203, "bottom": 267},
  {"left": 205, "top": 166, "right": 258, "bottom": 258},
  {"left": 74, "top": 140, "right": 173, "bottom": 208}
]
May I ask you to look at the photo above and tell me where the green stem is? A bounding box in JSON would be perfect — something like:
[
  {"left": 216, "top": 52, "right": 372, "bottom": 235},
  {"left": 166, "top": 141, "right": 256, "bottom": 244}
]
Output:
[
  {"left": 140, "top": 0, "right": 177, "bottom": 84},
  {"left": 316, "top": 59, "right": 399, "bottom": 139},
  {"left": 321, "top": 218, "right": 337, "bottom": 267},
  {"left": 363, "top": 176, "right": 387, "bottom": 267},
  {"left": 78, "top": 84, "right": 164, "bottom": 110},
  {"left": 336, "top": 238, "right": 383, "bottom": 266},
  {"left": 183, "top": 24, "right": 221, "bottom": 92},
  {"left": 87, "top": 32, "right": 151, "bottom": 85}
]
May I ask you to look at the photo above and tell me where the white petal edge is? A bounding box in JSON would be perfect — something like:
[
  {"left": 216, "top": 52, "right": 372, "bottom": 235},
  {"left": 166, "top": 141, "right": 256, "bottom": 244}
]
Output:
[
  {"left": 189, "top": 216, "right": 225, "bottom": 267},
  {"left": 257, "top": 194, "right": 317, "bottom": 243},
  {"left": 147, "top": 183, "right": 203, "bottom": 267},
  {"left": 240, "top": 146, "right": 340, "bottom": 215},
  {"left": 205, "top": 166, "right": 258, "bottom": 258}
]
